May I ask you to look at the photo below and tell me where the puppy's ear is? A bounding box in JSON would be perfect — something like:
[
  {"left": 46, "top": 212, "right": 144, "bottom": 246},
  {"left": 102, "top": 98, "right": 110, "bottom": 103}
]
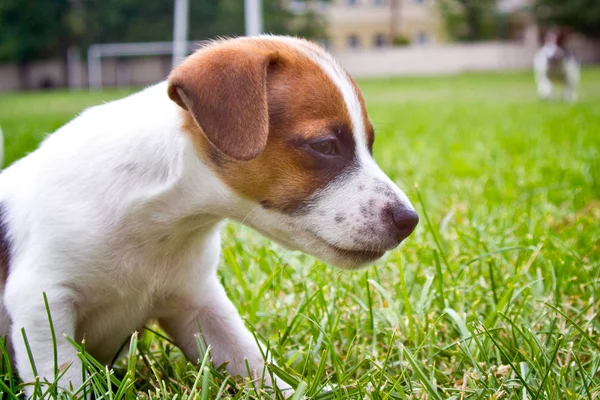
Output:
[
  {"left": 556, "top": 28, "right": 570, "bottom": 48},
  {"left": 168, "top": 46, "right": 277, "bottom": 161}
]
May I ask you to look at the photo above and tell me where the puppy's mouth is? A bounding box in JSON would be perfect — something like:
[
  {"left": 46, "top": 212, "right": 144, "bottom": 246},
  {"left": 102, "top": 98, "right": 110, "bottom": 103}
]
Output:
[
  {"left": 327, "top": 244, "right": 386, "bottom": 262},
  {"left": 309, "top": 232, "right": 387, "bottom": 263},
  {"left": 252, "top": 224, "right": 387, "bottom": 266}
]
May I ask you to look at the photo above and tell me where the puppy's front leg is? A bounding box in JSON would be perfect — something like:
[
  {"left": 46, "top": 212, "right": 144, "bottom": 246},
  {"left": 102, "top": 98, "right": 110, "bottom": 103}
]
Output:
[
  {"left": 535, "top": 68, "right": 553, "bottom": 100},
  {"left": 5, "top": 278, "right": 81, "bottom": 396},
  {"left": 159, "top": 276, "right": 292, "bottom": 395}
]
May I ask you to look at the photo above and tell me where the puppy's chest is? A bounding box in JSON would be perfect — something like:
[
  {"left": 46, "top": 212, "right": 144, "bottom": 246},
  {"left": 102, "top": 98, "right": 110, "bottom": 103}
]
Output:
[
  {"left": 78, "top": 231, "right": 220, "bottom": 316},
  {"left": 548, "top": 69, "right": 567, "bottom": 82},
  {"left": 546, "top": 57, "right": 567, "bottom": 80},
  {"left": 76, "top": 256, "right": 189, "bottom": 327},
  {"left": 74, "top": 240, "right": 219, "bottom": 358}
]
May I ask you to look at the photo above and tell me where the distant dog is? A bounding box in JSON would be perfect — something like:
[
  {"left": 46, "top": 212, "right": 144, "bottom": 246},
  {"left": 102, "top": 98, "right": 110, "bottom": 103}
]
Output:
[
  {"left": 0, "top": 36, "right": 418, "bottom": 396},
  {"left": 534, "top": 28, "right": 580, "bottom": 102}
]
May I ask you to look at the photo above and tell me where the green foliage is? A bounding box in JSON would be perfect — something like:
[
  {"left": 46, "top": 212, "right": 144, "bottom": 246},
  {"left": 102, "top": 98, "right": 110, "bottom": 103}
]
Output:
[
  {"left": 0, "top": 0, "right": 326, "bottom": 64},
  {"left": 0, "top": 69, "right": 599, "bottom": 397},
  {"left": 438, "top": 0, "right": 502, "bottom": 42},
  {"left": 0, "top": 0, "right": 71, "bottom": 62},
  {"left": 82, "top": 0, "right": 175, "bottom": 45},
  {"left": 392, "top": 35, "right": 411, "bottom": 46},
  {"left": 291, "top": 10, "right": 327, "bottom": 41},
  {"left": 534, "top": 0, "right": 600, "bottom": 38}
]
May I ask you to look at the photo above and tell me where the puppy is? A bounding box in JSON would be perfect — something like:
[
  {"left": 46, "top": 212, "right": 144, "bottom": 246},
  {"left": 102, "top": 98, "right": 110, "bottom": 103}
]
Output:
[
  {"left": 0, "top": 36, "right": 418, "bottom": 396},
  {"left": 534, "top": 28, "right": 580, "bottom": 102}
]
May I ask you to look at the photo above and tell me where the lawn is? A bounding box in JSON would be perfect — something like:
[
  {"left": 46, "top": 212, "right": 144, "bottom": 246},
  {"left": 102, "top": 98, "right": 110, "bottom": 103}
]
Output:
[{"left": 0, "top": 69, "right": 599, "bottom": 399}]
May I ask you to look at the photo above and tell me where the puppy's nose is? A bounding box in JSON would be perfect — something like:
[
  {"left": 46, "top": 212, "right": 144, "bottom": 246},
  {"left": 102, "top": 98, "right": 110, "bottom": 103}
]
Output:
[{"left": 391, "top": 207, "right": 419, "bottom": 241}]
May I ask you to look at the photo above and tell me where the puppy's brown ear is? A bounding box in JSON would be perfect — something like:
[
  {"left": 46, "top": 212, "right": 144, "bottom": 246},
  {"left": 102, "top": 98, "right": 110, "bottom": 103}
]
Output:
[{"left": 168, "top": 46, "right": 277, "bottom": 161}]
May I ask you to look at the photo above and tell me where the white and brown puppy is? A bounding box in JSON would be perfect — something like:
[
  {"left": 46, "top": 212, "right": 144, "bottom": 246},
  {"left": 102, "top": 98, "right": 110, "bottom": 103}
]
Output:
[
  {"left": 534, "top": 28, "right": 580, "bottom": 102},
  {"left": 0, "top": 36, "right": 418, "bottom": 395}
]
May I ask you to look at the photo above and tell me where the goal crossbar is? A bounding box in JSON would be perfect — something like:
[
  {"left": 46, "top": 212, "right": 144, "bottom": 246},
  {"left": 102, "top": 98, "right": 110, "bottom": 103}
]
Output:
[{"left": 87, "top": 41, "right": 201, "bottom": 90}]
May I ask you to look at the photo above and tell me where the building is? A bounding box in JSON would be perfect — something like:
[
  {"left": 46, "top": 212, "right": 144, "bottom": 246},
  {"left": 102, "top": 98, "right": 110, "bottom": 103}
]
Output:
[{"left": 320, "top": 0, "right": 446, "bottom": 51}]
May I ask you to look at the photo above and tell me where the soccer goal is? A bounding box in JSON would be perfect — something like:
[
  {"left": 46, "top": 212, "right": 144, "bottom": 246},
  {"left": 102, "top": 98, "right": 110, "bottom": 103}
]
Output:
[
  {"left": 86, "top": 41, "right": 202, "bottom": 90},
  {"left": 87, "top": 0, "right": 263, "bottom": 90}
]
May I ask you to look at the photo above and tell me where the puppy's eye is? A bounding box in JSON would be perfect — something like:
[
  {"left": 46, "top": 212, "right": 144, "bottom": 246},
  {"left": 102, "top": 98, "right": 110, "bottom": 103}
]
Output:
[{"left": 310, "top": 139, "right": 338, "bottom": 156}]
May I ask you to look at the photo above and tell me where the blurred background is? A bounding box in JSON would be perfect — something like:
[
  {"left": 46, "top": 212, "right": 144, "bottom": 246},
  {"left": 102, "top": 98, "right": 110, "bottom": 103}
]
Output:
[{"left": 0, "top": 0, "right": 598, "bottom": 91}]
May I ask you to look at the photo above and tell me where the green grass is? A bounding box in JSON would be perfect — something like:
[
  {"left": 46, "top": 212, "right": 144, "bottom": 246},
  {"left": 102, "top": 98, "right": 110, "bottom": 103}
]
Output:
[{"left": 1, "top": 69, "right": 599, "bottom": 399}]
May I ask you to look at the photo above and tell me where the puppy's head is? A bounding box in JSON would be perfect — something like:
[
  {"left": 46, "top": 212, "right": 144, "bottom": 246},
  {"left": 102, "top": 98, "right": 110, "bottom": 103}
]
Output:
[
  {"left": 540, "top": 27, "right": 570, "bottom": 59},
  {"left": 168, "top": 36, "right": 418, "bottom": 269}
]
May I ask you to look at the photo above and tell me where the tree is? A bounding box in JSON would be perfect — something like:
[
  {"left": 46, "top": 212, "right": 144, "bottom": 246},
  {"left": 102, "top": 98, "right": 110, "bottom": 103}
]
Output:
[
  {"left": 0, "top": 0, "right": 72, "bottom": 88},
  {"left": 0, "top": 0, "right": 329, "bottom": 89},
  {"left": 191, "top": 0, "right": 328, "bottom": 41},
  {"left": 533, "top": 0, "right": 600, "bottom": 38},
  {"left": 438, "top": 0, "right": 500, "bottom": 42},
  {"left": 286, "top": 0, "right": 328, "bottom": 41},
  {"left": 82, "top": 0, "right": 174, "bottom": 45}
]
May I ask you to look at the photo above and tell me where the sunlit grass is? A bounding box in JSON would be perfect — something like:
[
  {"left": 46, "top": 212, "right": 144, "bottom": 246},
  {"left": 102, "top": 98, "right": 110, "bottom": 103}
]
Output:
[{"left": 0, "top": 69, "right": 599, "bottom": 399}]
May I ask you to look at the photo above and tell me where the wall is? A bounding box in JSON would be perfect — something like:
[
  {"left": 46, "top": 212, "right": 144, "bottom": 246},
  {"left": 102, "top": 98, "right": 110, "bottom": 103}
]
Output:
[
  {"left": 334, "top": 42, "right": 538, "bottom": 77},
  {"left": 335, "top": 34, "right": 600, "bottom": 78},
  {"left": 0, "top": 37, "right": 598, "bottom": 92},
  {"left": 97, "top": 56, "right": 172, "bottom": 87},
  {"left": 0, "top": 64, "right": 20, "bottom": 92},
  {"left": 0, "top": 59, "right": 66, "bottom": 92},
  {"left": 0, "top": 56, "right": 171, "bottom": 92}
]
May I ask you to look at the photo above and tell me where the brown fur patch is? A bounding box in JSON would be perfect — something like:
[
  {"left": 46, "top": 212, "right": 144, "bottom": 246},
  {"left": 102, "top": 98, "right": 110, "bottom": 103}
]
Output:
[
  {"left": 168, "top": 44, "right": 276, "bottom": 161},
  {"left": 171, "top": 37, "right": 369, "bottom": 213}
]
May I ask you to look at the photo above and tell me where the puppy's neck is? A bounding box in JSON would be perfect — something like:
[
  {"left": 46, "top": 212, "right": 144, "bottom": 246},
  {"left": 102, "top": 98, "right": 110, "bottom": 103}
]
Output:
[{"left": 118, "top": 82, "right": 265, "bottom": 243}]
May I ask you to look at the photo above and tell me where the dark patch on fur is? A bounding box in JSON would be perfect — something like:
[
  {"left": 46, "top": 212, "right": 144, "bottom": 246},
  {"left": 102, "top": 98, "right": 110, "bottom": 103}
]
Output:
[
  {"left": 334, "top": 213, "right": 346, "bottom": 223},
  {"left": 360, "top": 206, "right": 368, "bottom": 217},
  {"left": 374, "top": 182, "right": 395, "bottom": 198},
  {"left": 0, "top": 204, "right": 11, "bottom": 286}
]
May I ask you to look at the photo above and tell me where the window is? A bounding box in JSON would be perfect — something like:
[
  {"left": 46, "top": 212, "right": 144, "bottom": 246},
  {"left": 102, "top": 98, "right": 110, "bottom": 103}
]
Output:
[
  {"left": 347, "top": 34, "right": 361, "bottom": 49},
  {"left": 414, "top": 31, "right": 429, "bottom": 45},
  {"left": 346, "top": 0, "right": 359, "bottom": 6},
  {"left": 372, "top": 0, "right": 386, "bottom": 6},
  {"left": 291, "top": 0, "right": 329, "bottom": 13},
  {"left": 373, "top": 33, "right": 386, "bottom": 48}
]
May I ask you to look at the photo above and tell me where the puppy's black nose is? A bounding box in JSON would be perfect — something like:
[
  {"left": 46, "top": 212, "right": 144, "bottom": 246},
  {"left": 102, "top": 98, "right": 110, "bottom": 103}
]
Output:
[{"left": 391, "top": 207, "right": 419, "bottom": 241}]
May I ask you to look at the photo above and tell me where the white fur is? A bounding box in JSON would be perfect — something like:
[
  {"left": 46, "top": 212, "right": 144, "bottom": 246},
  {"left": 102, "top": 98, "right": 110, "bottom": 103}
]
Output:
[
  {"left": 534, "top": 37, "right": 580, "bottom": 102},
  {"left": 0, "top": 36, "right": 415, "bottom": 396}
]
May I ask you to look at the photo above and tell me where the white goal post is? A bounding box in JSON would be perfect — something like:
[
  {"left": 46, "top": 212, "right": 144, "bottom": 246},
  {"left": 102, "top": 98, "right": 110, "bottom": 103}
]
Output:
[
  {"left": 87, "top": 41, "right": 200, "bottom": 90},
  {"left": 87, "top": 0, "right": 263, "bottom": 90}
]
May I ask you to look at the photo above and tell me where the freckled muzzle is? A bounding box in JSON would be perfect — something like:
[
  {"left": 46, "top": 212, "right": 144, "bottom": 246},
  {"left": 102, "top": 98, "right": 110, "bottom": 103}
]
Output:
[
  {"left": 295, "top": 180, "right": 418, "bottom": 271},
  {"left": 326, "top": 202, "right": 418, "bottom": 269}
]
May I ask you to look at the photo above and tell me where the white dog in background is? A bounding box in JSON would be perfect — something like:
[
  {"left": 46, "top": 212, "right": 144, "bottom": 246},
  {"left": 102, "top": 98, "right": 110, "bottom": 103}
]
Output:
[{"left": 534, "top": 28, "right": 580, "bottom": 102}]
